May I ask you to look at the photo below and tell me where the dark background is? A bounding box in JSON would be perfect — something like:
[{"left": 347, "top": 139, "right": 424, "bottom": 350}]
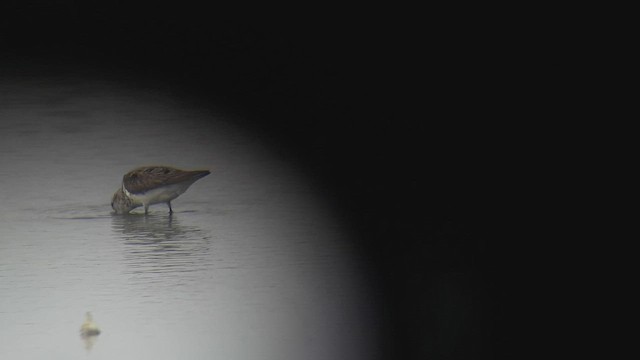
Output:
[{"left": 1, "top": 2, "right": 516, "bottom": 359}]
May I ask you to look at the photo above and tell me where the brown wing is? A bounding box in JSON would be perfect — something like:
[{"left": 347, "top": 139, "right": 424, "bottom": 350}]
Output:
[{"left": 123, "top": 166, "right": 210, "bottom": 194}]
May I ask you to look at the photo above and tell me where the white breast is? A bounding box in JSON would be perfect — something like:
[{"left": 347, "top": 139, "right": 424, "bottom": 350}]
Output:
[{"left": 128, "top": 182, "right": 194, "bottom": 206}]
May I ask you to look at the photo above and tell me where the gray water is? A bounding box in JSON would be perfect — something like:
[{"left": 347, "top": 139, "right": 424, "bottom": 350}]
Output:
[{"left": 0, "top": 77, "right": 375, "bottom": 359}]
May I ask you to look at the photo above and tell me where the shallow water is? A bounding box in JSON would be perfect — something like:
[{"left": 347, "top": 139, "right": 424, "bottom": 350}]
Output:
[{"left": 0, "top": 78, "right": 375, "bottom": 359}]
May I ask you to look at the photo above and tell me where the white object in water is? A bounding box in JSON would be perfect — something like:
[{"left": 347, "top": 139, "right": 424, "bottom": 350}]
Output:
[{"left": 80, "top": 312, "right": 101, "bottom": 337}]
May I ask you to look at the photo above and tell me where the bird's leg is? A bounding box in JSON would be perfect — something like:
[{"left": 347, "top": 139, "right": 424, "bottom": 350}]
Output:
[
  {"left": 168, "top": 201, "right": 173, "bottom": 214},
  {"left": 144, "top": 204, "right": 149, "bottom": 215}
]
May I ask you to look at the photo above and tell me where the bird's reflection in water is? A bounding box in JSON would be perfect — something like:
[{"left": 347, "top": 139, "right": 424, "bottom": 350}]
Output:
[
  {"left": 110, "top": 213, "right": 212, "bottom": 278},
  {"left": 81, "top": 332, "right": 99, "bottom": 352}
]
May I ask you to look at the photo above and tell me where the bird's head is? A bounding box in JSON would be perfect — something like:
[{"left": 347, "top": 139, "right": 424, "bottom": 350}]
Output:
[{"left": 111, "top": 188, "right": 136, "bottom": 214}]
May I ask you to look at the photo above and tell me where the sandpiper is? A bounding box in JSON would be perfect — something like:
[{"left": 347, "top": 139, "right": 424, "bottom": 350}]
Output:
[{"left": 111, "top": 166, "right": 210, "bottom": 214}]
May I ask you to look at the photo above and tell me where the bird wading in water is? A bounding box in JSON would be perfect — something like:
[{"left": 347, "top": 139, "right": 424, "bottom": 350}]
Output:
[{"left": 111, "top": 166, "right": 210, "bottom": 214}]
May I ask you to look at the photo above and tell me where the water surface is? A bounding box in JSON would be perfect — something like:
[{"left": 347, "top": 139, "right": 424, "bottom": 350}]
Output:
[{"left": 0, "top": 78, "right": 375, "bottom": 359}]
